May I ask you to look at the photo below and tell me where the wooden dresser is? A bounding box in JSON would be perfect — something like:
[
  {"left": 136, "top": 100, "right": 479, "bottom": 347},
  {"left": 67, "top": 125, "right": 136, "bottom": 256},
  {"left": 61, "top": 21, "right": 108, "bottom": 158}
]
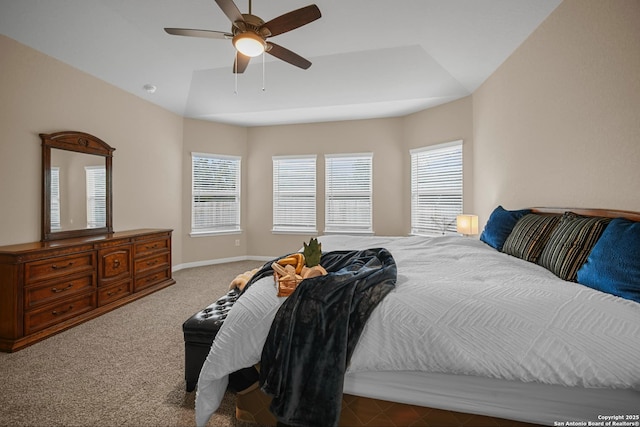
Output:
[{"left": 0, "top": 229, "right": 175, "bottom": 352}]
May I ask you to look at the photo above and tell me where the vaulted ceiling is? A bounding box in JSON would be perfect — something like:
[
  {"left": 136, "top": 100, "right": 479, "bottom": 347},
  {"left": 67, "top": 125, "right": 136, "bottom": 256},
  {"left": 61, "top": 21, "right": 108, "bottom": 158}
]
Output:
[{"left": 0, "top": 0, "right": 561, "bottom": 126}]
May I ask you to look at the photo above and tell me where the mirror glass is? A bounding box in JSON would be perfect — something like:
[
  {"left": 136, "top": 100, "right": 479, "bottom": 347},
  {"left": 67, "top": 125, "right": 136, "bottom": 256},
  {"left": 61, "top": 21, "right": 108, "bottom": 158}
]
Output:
[
  {"left": 41, "top": 131, "right": 114, "bottom": 241},
  {"left": 50, "top": 149, "right": 106, "bottom": 232}
]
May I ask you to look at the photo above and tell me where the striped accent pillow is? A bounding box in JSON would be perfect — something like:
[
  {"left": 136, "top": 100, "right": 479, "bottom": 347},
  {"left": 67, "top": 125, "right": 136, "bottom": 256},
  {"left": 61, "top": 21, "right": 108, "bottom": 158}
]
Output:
[
  {"left": 538, "top": 212, "right": 612, "bottom": 282},
  {"left": 502, "top": 214, "right": 560, "bottom": 262}
]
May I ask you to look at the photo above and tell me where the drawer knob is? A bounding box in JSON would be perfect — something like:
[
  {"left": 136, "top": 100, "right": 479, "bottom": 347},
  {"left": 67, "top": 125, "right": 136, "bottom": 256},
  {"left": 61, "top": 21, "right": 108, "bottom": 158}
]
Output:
[
  {"left": 51, "top": 262, "right": 74, "bottom": 270},
  {"left": 51, "top": 284, "right": 73, "bottom": 293},
  {"left": 113, "top": 259, "right": 121, "bottom": 268},
  {"left": 52, "top": 305, "right": 73, "bottom": 316},
  {"left": 146, "top": 260, "right": 158, "bottom": 266}
]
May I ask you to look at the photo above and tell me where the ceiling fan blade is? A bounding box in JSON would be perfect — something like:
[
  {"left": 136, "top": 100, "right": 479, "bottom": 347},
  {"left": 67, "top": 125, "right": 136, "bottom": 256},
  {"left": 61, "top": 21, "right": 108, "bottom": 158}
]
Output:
[
  {"left": 266, "top": 42, "right": 312, "bottom": 70},
  {"left": 164, "top": 28, "right": 231, "bottom": 39},
  {"left": 215, "top": 0, "right": 244, "bottom": 24},
  {"left": 233, "top": 53, "right": 251, "bottom": 74},
  {"left": 262, "top": 4, "right": 321, "bottom": 37}
]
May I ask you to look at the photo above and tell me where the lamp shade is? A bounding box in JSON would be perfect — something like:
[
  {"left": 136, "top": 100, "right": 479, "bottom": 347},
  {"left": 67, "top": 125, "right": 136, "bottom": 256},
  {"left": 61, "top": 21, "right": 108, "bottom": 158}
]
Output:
[
  {"left": 457, "top": 214, "right": 479, "bottom": 235},
  {"left": 232, "top": 32, "right": 266, "bottom": 57}
]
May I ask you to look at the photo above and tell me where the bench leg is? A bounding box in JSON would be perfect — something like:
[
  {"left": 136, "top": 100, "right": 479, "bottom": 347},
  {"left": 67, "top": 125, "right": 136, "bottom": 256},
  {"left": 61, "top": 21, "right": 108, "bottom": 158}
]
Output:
[{"left": 184, "top": 341, "right": 212, "bottom": 392}]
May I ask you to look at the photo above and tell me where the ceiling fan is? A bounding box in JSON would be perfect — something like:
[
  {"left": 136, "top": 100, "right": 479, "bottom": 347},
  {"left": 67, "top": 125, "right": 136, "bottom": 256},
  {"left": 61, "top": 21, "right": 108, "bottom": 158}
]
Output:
[{"left": 165, "top": 0, "right": 321, "bottom": 73}]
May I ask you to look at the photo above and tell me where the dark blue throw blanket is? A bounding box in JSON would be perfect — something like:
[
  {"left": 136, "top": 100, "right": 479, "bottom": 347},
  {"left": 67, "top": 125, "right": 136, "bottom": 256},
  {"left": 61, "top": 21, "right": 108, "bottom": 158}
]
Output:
[{"left": 258, "top": 248, "right": 397, "bottom": 427}]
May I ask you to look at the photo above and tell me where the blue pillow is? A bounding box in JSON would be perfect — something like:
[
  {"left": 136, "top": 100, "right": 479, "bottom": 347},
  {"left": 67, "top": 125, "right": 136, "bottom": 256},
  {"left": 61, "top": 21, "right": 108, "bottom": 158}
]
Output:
[
  {"left": 576, "top": 217, "right": 640, "bottom": 304},
  {"left": 480, "top": 206, "right": 532, "bottom": 250}
]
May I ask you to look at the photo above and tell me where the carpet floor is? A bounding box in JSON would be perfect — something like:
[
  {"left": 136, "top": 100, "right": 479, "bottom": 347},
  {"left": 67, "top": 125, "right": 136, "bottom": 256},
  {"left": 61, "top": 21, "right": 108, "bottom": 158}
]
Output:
[{"left": 0, "top": 260, "right": 266, "bottom": 427}]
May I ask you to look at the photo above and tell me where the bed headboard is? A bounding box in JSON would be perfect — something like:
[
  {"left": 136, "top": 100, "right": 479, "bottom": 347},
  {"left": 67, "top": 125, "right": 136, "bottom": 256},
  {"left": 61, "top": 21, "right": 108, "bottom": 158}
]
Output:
[{"left": 530, "top": 207, "right": 640, "bottom": 222}]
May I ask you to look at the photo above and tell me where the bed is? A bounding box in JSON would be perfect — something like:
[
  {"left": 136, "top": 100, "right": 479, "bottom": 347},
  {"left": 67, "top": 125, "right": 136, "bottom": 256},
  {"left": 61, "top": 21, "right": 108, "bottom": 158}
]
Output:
[{"left": 195, "top": 207, "right": 640, "bottom": 427}]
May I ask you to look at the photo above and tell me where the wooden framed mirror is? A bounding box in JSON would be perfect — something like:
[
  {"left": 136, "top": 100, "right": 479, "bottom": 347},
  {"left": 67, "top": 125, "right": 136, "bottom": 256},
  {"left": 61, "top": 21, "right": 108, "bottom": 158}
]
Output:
[{"left": 41, "top": 131, "right": 115, "bottom": 241}]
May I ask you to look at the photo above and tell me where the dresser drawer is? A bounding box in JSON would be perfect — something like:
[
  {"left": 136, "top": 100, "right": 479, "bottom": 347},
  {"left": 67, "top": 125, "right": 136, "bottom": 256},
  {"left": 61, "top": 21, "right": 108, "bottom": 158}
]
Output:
[
  {"left": 99, "top": 247, "right": 132, "bottom": 285},
  {"left": 134, "top": 237, "right": 169, "bottom": 258},
  {"left": 97, "top": 280, "right": 132, "bottom": 306},
  {"left": 134, "top": 268, "right": 171, "bottom": 292},
  {"left": 25, "top": 253, "right": 95, "bottom": 284},
  {"left": 24, "top": 274, "right": 95, "bottom": 310},
  {"left": 134, "top": 252, "right": 170, "bottom": 276},
  {"left": 24, "top": 293, "right": 96, "bottom": 335}
]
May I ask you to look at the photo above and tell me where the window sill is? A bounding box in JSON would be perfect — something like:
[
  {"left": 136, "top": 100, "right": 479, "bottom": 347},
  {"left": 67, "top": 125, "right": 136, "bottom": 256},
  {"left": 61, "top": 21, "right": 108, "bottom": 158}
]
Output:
[
  {"left": 271, "top": 229, "right": 318, "bottom": 235},
  {"left": 323, "top": 230, "right": 374, "bottom": 235},
  {"left": 190, "top": 230, "right": 242, "bottom": 238}
]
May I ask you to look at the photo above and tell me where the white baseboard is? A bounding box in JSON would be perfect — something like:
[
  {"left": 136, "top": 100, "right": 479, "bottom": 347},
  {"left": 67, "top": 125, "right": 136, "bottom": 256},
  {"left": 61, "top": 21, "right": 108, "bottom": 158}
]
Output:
[{"left": 172, "top": 255, "right": 275, "bottom": 272}]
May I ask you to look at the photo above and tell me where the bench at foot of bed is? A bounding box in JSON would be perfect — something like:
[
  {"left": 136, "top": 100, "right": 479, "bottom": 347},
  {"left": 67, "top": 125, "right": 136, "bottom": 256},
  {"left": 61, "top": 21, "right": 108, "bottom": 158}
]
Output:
[{"left": 183, "top": 288, "right": 258, "bottom": 393}]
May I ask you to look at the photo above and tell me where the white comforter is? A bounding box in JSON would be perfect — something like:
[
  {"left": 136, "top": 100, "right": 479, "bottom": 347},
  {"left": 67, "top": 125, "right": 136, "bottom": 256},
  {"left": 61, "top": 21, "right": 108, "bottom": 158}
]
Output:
[{"left": 195, "top": 235, "right": 640, "bottom": 426}]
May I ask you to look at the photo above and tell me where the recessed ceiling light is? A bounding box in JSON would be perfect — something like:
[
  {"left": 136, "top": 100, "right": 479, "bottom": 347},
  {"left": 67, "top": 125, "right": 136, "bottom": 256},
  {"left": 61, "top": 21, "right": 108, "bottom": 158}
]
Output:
[{"left": 143, "top": 84, "right": 157, "bottom": 94}]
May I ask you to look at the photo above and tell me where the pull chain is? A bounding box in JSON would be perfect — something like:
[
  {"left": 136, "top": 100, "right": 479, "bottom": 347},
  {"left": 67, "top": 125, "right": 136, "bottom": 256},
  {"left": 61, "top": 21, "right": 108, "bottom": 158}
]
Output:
[
  {"left": 262, "top": 51, "right": 266, "bottom": 91},
  {"left": 234, "top": 50, "right": 238, "bottom": 94}
]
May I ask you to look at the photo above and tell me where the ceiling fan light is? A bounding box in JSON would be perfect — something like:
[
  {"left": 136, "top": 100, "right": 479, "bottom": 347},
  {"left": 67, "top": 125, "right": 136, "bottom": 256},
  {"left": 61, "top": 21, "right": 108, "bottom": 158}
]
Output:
[{"left": 232, "top": 32, "right": 266, "bottom": 57}]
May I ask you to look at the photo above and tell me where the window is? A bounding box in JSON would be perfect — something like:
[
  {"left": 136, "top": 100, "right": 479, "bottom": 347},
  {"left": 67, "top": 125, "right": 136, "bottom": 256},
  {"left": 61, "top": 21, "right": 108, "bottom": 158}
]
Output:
[
  {"left": 191, "top": 153, "right": 241, "bottom": 235},
  {"left": 272, "top": 155, "right": 317, "bottom": 233},
  {"left": 86, "top": 166, "right": 106, "bottom": 229},
  {"left": 51, "top": 167, "right": 61, "bottom": 231},
  {"left": 325, "top": 153, "right": 373, "bottom": 233},
  {"left": 410, "top": 140, "right": 463, "bottom": 235}
]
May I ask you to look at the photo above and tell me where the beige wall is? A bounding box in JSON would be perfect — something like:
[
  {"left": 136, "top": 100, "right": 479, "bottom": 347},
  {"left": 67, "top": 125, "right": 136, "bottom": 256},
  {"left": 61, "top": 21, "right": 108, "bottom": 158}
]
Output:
[
  {"left": 198, "top": 98, "right": 473, "bottom": 259},
  {"left": 403, "top": 97, "right": 474, "bottom": 229},
  {"left": 181, "top": 118, "right": 249, "bottom": 265},
  {"left": 0, "top": 35, "right": 184, "bottom": 263},
  {"left": 183, "top": 107, "right": 473, "bottom": 260},
  {"left": 473, "top": 0, "right": 640, "bottom": 226},
  {"left": 245, "top": 118, "right": 406, "bottom": 258}
]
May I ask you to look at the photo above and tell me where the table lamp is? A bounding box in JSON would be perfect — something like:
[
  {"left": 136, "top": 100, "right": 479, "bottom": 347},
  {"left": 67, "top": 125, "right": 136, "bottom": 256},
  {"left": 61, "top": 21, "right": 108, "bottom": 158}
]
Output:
[{"left": 456, "top": 214, "right": 479, "bottom": 236}]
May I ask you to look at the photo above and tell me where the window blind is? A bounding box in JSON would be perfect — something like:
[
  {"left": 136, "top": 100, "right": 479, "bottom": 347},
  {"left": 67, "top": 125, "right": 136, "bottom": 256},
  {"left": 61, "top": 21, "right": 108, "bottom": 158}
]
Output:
[
  {"left": 325, "top": 153, "right": 373, "bottom": 233},
  {"left": 410, "top": 141, "right": 463, "bottom": 235},
  {"left": 51, "top": 167, "right": 61, "bottom": 231},
  {"left": 272, "top": 155, "right": 317, "bottom": 233},
  {"left": 86, "top": 166, "right": 106, "bottom": 229},
  {"left": 191, "top": 153, "right": 241, "bottom": 234}
]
